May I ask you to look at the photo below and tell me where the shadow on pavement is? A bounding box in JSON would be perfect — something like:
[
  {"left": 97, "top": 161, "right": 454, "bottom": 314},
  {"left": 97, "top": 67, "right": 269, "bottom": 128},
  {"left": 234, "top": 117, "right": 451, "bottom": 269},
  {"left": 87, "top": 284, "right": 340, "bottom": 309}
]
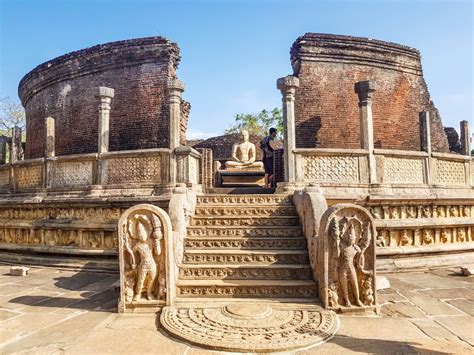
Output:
[{"left": 8, "top": 265, "right": 119, "bottom": 312}]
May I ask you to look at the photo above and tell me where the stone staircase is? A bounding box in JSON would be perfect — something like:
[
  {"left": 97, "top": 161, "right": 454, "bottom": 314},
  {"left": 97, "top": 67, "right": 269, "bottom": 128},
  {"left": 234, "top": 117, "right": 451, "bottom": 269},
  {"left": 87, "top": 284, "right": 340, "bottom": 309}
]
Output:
[{"left": 176, "top": 194, "right": 317, "bottom": 300}]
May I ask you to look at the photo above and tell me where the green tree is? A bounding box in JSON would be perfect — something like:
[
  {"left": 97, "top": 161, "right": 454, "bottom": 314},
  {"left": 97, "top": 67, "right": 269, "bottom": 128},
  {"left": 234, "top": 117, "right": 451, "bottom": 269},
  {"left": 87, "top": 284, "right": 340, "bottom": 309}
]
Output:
[
  {"left": 0, "top": 97, "right": 25, "bottom": 135},
  {"left": 225, "top": 108, "right": 283, "bottom": 138}
]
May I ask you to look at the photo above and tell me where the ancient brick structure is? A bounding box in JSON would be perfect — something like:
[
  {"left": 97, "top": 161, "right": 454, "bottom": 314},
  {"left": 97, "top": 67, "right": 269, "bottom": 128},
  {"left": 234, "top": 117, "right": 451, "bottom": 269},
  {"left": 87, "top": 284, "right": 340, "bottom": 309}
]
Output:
[
  {"left": 291, "top": 33, "right": 449, "bottom": 152},
  {"left": 444, "top": 127, "right": 462, "bottom": 153},
  {"left": 19, "top": 37, "right": 184, "bottom": 158}
]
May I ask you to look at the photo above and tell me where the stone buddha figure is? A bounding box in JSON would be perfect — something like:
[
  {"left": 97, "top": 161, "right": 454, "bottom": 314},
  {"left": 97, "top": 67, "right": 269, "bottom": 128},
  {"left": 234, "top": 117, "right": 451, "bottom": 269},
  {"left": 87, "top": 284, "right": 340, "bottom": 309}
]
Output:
[{"left": 225, "top": 130, "right": 264, "bottom": 170}]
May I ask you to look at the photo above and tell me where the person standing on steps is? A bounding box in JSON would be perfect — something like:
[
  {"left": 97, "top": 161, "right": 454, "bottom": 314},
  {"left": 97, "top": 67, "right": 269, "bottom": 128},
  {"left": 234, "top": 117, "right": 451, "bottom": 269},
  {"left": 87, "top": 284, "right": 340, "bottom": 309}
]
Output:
[{"left": 260, "top": 127, "right": 277, "bottom": 188}]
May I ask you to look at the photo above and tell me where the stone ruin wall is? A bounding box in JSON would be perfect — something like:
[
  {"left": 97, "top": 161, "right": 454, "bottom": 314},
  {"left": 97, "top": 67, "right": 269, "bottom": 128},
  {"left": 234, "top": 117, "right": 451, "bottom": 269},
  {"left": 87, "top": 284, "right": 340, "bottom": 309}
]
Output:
[
  {"left": 291, "top": 33, "right": 449, "bottom": 152},
  {"left": 19, "top": 37, "right": 182, "bottom": 159}
]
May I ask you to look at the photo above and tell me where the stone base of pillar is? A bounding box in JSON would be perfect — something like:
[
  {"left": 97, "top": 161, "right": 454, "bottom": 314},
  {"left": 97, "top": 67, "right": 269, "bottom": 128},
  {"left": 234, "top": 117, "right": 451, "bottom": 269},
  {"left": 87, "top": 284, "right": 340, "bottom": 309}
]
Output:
[{"left": 275, "top": 181, "right": 306, "bottom": 194}]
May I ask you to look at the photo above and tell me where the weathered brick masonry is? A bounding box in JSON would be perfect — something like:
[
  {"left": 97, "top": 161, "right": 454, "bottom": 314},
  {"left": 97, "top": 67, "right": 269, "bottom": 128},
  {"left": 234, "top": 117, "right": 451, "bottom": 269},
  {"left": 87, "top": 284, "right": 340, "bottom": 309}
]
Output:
[
  {"left": 291, "top": 33, "right": 449, "bottom": 152},
  {"left": 19, "top": 37, "right": 183, "bottom": 158}
]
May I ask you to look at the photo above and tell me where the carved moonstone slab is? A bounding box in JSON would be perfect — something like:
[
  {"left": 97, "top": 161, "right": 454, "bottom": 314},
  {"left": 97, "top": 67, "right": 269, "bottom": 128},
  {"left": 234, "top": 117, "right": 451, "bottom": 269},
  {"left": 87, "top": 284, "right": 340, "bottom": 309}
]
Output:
[
  {"left": 160, "top": 303, "right": 339, "bottom": 352},
  {"left": 118, "top": 204, "right": 174, "bottom": 313},
  {"left": 318, "top": 204, "right": 378, "bottom": 313}
]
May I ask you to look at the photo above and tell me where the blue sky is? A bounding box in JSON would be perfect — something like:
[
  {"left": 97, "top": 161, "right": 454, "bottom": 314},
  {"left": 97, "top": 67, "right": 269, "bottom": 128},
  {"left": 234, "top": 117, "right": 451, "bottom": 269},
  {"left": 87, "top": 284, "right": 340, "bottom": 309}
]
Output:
[{"left": 0, "top": 0, "right": 472, "bottom": 139}]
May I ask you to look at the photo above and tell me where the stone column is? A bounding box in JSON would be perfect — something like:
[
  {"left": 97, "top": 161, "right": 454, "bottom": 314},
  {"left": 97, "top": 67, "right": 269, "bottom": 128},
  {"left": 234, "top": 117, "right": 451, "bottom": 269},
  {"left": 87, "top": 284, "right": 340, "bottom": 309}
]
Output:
[
  {"left": 167, "top": 79, "right": 185, "bottom": 185},
  {"left": 354, "top": 81, "right": 376, "bottom": 184},
  {"left": 0, "top": 136, "right": 8, "bottom": 165},
  {"left": 10, "top": 126, "right": 22, "bottom": 163},
  {"left": 420, "top": 110, "right": 432, "bottom": 185},
  {"left": 460, "top": 120, "right": 471, "bottom": 156},
  {"left": 45, "top": 116, "right": 55, "bottom": 157},
  {"left": 277, "top": 75, "right": 299, "bottom": 183},
  {"left": 95, "top": 87, "right": 115, "bottom": 154}
]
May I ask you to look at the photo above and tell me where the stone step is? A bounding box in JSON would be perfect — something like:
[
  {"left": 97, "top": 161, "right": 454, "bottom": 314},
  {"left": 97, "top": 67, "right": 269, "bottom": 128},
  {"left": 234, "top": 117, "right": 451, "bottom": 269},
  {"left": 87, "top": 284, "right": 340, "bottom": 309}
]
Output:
[
  {"left": 194, "top": 205, "right": 297, "bottom": 217},
  {"left": 197, "top": 194, "right": 292, "bottom": 206},
  {"left": 179, "top": 264, "right": 313, "bottom": 280},
  {"left": 190, "top": 215, "right": 300, "bottom": 227},
  {"left": 184, "top": 237, "right": 307, "bottom": 250},
  {"left": 183, "top": 250, "right": 309, "bottom": 265},
  {"left": 176, "top": 279, "right": 317, "bottom": 298},
  {"left": 186, "top": 225, "right": 304, "bottom": 238}
]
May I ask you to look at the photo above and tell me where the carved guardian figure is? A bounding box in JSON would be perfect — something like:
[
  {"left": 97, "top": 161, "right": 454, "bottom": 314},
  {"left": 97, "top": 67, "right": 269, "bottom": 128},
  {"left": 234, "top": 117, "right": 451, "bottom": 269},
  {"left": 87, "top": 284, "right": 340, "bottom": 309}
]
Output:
[
  {"left": 318, "top": 204, "right": 377, "bottom": 313},
  {"left": 118, "top": 204, "right": 174, "bottom": 312}
]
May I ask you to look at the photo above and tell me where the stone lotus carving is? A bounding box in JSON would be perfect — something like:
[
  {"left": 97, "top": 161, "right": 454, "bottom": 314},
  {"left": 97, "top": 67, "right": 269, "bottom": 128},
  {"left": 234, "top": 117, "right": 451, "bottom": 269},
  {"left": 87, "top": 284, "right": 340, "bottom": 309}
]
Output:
[
  {"left": 318, "top": 204, "right": 377, "bottom": 312},
  {"left": 118, "top": 204, "right": 174, "bottom": 312}
]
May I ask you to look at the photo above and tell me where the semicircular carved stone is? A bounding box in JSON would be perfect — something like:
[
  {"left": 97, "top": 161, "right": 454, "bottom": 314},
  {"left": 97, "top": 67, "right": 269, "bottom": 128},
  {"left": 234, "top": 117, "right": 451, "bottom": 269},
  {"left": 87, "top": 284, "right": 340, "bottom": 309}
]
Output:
[
  {"left": 317, "top": 204, "right": 378, "bottom": 313},
  {"left": 118, "top": 204, "right": 175, "bottom": 313},
  {"left": 160, "top": 303, "right": 339, "bottom": 352}
]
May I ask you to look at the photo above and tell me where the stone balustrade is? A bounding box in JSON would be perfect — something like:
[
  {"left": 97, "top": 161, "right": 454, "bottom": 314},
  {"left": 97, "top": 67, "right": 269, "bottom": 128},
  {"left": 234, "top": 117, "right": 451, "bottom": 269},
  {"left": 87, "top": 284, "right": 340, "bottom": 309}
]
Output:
[
  {"left": 0, "top": 148, "right": 203, "bottom": 193},
  {"left": 294, "top": 148, "right": 473, "bottom": 188}
]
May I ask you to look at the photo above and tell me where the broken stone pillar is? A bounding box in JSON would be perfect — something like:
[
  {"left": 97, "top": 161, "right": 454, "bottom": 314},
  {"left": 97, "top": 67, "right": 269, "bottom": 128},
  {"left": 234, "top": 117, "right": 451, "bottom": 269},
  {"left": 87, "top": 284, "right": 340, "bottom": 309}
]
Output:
[
  {"left": 0, "top": 136, "right": 9, "bottom": 164},
  {"left": 167, "top": 80, "right": 185, "bottom": 185},
  {"left": 420, "top": 110, "right": 432, "bottom": 185},
  {"left": 460, "top": 120, "right": 471, "bottom": 156},
  {"left": 10, "top": 126, "right": 23, "bottom": 163},
  {"left": 354, "top": 81, "right": 376, "bottom": 184},
  {"left": 45, "top": 116, "right": 55, "bottom": 157},
  {"left": 277, "top": 75, "right": 299, "bottom": 183},
  {"left": 420, "top": 111, "right": 432, "bottom": 154},
  {"left": 96, "top": 87, "right": 115, "bottom": 154}
]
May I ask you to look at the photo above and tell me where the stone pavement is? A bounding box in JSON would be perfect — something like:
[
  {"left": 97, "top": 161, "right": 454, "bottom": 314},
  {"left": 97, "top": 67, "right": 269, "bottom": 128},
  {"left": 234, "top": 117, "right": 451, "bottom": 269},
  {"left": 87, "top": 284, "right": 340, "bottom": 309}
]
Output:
[{"left": 0, "top": 264, "right": 472, "bottom": 354}]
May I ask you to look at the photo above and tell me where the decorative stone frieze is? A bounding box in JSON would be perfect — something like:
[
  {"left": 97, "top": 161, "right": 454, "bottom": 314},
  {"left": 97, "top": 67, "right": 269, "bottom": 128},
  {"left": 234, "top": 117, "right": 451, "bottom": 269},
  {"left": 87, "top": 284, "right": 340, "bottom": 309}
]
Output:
[
  {"left": 118, "top": 204, "right": 174, "bottom": 312},
  {"left": 318, "top": 204, "right": 377, "bottom": 313}
]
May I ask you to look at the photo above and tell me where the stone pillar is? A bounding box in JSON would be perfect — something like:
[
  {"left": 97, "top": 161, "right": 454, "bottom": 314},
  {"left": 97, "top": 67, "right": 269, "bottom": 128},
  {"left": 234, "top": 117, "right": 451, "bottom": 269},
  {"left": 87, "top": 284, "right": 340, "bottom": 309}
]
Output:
[
  {"left": 167, "top": 79, "right": 185, "bottom": 185},
  {"left": 44, "top": 116, "right": 55, "bottom": 157},
  {"left": 95, "top": 87, "right": 115, "bottom": 154},
  {"left": 277, "top": 75, "right": 299, "bottom": 183},
  {"left": 10, "top": 126, "right": 22, "bottom": 163},
  {"left": 354, "top": 81, "right": 377, "bottom": 184},
  {"left": 420, "top": 111, "right": 432, "bottom": 154},
  {"left": 460, "top": 120, "right": 471, "bottom": 156},
  {"left": 420, "top": 110, "right": 432, "bottom": 185},
  {"left": 0, "top": 136, "right": 8, "bottom": 164}
]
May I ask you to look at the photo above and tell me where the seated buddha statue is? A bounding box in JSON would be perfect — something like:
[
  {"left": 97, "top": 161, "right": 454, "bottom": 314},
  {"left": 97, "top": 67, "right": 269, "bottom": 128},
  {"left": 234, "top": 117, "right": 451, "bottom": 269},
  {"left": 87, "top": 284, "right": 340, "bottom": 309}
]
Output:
[{"left": 224, "top": 130, "right": 264, "bottom": 170}]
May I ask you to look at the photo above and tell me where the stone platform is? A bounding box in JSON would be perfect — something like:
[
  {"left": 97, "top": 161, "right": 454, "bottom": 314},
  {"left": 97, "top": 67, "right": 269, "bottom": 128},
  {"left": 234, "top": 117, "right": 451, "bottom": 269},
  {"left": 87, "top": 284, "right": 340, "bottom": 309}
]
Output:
[
  {"left": 0, "top": 264, "right": 472, "bottom": 353},
  {"left": 218, "top": 170, "right": 265, "bottom": 187}
]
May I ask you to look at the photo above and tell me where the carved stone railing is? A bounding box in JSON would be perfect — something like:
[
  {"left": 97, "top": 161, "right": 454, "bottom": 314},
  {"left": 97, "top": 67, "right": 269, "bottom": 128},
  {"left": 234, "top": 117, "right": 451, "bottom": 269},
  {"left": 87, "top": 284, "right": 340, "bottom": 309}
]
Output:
[
  {"left": 431, "top": 152, "right": 470, "bottom": 187},
  {"left": 374, "top": 149, "right": 428, "bottom": 185},
  {"left": 294, "top": 148, "right": 473, "bottom": 188},
  {"left": 175, "top": 147, "right": 201, "bottom": 187},
  {"left": 295, "top": 148, "right": 369, "bottom": 184},
  {"left": 47, "top": 153, "right": 97, "bottom": 188},
  {"left": 100, "top": 149, "right": 170, "bottom": 186},
  {"left": 0, "top": 148, "right": 175, "bottom": 192}
]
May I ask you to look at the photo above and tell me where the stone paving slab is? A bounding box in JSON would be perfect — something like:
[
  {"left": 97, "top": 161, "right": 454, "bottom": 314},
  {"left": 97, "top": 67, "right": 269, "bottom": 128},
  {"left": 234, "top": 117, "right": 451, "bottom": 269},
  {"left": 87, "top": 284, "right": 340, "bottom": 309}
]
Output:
[{"left": 0, "top": 264, "right": 472, "bottom": 354}]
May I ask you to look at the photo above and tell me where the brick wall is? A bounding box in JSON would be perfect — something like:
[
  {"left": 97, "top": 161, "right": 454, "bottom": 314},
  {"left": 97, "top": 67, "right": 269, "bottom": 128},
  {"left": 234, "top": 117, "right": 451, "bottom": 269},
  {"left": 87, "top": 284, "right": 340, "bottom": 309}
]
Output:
[
  {"left": 19, "top": 37, "right": 181, "bottom": 158},
  {"left": 291, "top": 33, "right": 449, "bottom": 152}
]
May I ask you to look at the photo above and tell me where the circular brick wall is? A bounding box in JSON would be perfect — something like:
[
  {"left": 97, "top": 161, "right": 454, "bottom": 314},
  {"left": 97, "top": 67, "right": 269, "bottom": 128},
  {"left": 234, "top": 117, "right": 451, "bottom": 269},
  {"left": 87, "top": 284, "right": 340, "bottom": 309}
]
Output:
[
  {"left": 291, "top": 33, "right": 449, "bottom": 152},
  {"left": 19, "top": 37, "right": 181, "bottom": 159}
]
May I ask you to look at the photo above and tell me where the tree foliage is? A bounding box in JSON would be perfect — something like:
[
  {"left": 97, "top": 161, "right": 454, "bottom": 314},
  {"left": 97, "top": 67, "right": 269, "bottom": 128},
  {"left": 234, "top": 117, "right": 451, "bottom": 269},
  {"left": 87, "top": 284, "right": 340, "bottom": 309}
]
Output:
[
  {"left": 225, "top": 108, "right": 283, "bottom": 138},
  {"left": 0, "top": 97, "right": 26, "bottom": 135}
]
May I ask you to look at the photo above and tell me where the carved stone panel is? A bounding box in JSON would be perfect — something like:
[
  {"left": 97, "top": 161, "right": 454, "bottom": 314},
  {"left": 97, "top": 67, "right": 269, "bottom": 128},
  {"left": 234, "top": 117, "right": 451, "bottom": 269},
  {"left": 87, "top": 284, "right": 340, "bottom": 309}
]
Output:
[
  {"left": 317, "top": 204, "right": 377, "bottom": 313},
  {"left": 433, "top": 159, "right": 466, "bottom": 185},
  {"left": 105, "top": 156, "right": 161, "bottom": 184},
  {"left": 49, "top": 160, "right": 94, "bottom": 188},
  {"left": 15, "top": 165, "right": 43, "bottom": 190},
  {"left": 118, "top": 204, "right": 174, "bottom": 312},
  {"left": 381, "top": 157, "right": 424, "bottom": 184},
  {"left": 302, "top": 156, "right": 359, "bottom": 183}
]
